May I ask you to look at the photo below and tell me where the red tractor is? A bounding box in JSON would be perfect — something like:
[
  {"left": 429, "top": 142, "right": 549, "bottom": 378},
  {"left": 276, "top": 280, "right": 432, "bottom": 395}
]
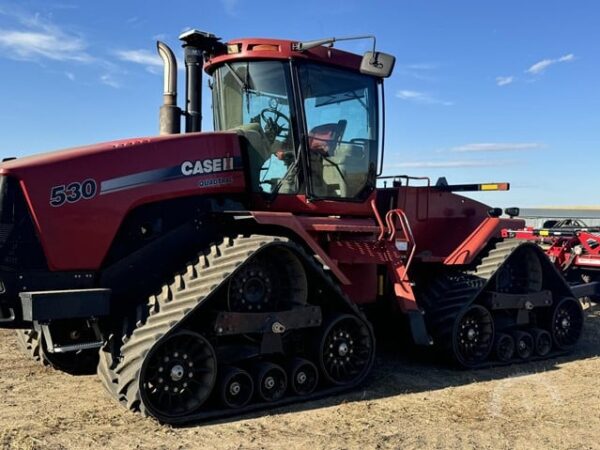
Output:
[{"left": 0, "top": 30, "right": 588, "bottom": 424}]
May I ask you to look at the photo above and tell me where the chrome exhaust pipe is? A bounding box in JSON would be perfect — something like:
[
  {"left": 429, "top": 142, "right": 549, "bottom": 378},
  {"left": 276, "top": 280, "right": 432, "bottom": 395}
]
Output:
[{"left": 157, "top": 41, "right": 181, "bottom": 135}]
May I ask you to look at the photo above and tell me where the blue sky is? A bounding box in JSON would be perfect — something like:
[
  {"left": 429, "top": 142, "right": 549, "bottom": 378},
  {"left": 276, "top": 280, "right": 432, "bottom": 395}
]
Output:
[{"left": 0, "top": 0, "right": 597, "bottom": 207}]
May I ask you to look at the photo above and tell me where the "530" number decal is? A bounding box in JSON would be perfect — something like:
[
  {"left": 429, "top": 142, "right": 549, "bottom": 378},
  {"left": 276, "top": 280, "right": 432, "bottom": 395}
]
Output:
[{"left": 50, "top": 179, "right": 97, "bottom": 207}]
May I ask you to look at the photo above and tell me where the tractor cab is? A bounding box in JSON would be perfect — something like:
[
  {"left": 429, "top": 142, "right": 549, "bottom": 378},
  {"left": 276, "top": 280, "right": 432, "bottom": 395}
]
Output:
[
  {"left": 209, "top": 54, "right": 380, "bottom": 202},
  {"left": 166, "top": 31, "right": 395, "bottom": 210}
]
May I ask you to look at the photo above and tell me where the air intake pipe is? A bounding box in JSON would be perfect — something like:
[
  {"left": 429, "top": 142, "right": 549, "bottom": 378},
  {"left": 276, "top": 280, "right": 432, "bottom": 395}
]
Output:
[
  {"left": 179, "top": 30, "right": 226, "bottom": 133},
  {"left": 157, "top": 41, "right": 181, "bottom": 135}
]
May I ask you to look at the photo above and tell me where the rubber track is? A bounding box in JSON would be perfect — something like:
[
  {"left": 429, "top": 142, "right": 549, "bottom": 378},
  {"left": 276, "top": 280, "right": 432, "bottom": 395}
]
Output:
[
  {"left": 422, "top": 239, "right": 557, "bottom": 367},
  {"left": 14, "top": 329, "right": 48, "bottom": 366},
  {"left": 109, "top": 234, "right": 374, "bottom": 424},
  {"left": 98, "top": 302, "right": 151, "bottom": 398}
]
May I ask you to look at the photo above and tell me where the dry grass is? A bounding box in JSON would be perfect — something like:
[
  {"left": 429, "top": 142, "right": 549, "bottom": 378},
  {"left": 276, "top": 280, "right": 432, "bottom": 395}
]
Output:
[{"left": 1, "top": 305, "right": 599, "bottom": 450}]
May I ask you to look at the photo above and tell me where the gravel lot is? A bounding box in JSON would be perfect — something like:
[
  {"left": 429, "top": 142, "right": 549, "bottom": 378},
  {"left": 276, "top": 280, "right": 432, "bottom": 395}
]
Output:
[{"left": 1, "top": 304, "right": 599, "bottom": 450}]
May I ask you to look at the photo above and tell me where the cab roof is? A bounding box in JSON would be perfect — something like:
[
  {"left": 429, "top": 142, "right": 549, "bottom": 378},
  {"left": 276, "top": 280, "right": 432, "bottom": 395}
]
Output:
[{"left": 204, "top": 38, "right": 363, "bottom": 74}]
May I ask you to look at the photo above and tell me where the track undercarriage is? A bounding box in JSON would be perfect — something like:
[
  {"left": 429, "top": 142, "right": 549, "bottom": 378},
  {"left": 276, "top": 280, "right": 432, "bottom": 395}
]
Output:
[
  {"left": 12, "top": 235, "right": 587, "bottom": 424},
  {"left": 420, "top": 239, "right": 584, "bottom": 368},
  {"left": 95, "top": 234, "right": 375, "bottom": 424}
]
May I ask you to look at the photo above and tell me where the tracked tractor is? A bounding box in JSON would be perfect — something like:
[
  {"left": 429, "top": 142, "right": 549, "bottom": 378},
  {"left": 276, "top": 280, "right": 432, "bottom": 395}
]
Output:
[{"left": 0, "top": 30, "right": 587, "bottom": 424}]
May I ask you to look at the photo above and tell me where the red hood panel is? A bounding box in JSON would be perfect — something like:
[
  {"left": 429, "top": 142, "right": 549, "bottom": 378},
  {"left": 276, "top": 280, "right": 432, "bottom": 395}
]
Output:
[{"left": 1, "top": 132, "right": 246, "bottom": 271}]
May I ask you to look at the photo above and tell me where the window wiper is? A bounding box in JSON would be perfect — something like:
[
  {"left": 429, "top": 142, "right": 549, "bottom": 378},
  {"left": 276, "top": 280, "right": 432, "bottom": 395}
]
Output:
[{"left": 224, "top": 62, "right": 252, "bottom": 115}]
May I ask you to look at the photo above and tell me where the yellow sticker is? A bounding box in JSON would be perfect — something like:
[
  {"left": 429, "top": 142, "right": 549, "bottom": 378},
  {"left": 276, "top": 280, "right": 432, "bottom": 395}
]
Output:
[{"left": 481, "top": 184, "right": 499, "bottom": 191}]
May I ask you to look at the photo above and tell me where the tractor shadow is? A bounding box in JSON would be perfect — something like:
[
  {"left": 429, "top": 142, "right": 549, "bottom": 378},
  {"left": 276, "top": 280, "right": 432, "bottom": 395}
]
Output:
[{"left": 197, "top": 302, "right": 600, "bottom": 428}]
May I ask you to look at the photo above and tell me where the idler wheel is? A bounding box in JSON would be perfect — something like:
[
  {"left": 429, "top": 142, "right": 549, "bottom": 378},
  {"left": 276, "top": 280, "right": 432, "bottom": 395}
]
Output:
[
  {"left": 531, "top": 328, "right": 552, "bottom": 356},
  {"left": 288, "top": 358, "right": 319, "bottom": 396},
  {"left": 218, "top": 366, "right": 254, "bottom": 409},
  {"left": 317, "top": 314, "right": 374, "bottom": 386},
  {"left": 549, "top": 297, "right": 584, "bottom": 349},
  {"left": 253, "top": 362, "right": 287, "bottom": 402},
  {"left": 139, "top": 331, "right": 217, "bottom": 419},
  {"left": 512, "top": 331, "right": 534, "bottom": 360},
  {"left": 494, "top": 333, "right": 515, "bottom": 362},
  {"left": 452, "top": 305, "right": 495, "bottom": 367}
]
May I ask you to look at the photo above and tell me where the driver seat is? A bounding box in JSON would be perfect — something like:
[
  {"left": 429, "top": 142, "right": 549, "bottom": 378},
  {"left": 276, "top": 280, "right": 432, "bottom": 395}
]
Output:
[{"left": 233, "top": 123, "right": 272, "bottom": 190}]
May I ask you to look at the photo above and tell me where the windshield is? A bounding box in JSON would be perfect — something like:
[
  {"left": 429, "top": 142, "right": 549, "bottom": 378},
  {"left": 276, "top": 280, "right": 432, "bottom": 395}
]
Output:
[{"left": 214, "top": 61, "right": 297, "bottom": 194}]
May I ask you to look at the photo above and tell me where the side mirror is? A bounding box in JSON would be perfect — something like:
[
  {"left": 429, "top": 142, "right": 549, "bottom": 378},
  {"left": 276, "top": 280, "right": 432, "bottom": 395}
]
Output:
[{"left": 360, "top": 51, "right": 396, "bottom": 78}]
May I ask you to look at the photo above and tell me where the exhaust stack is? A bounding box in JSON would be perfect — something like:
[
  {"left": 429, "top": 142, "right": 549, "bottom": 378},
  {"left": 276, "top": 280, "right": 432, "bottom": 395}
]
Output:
[{"left": 157, "top": 41, "right": 181, "bottom": 135}]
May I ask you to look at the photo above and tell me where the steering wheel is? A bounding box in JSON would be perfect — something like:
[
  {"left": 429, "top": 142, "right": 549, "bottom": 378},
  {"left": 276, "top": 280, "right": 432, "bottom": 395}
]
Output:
[
  {"left": 260, "top": 108, "right": 291, "bottom": 144},
  {"left": 330, "top": 119, "right": 347, "bottom": 152}
]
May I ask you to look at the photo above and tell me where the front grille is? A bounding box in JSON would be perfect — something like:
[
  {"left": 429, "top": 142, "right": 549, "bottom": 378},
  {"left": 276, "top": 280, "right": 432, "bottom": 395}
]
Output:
[{"left": 0, "top": 176, "right": 46, "bottom": 270}]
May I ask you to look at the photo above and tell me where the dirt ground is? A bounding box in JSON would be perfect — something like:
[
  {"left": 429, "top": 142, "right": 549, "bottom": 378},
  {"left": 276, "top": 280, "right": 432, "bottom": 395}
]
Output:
[{"left": 1, "top": 305, "right": 599, "bottom": 450}]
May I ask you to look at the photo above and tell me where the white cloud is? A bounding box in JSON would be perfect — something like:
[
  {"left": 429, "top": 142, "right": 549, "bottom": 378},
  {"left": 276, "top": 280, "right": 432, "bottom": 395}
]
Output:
[
  {"left": 116, "top": 49, "right": 162, "bottom": 67},
  {"left": 116, "top": 48, "right": 184, "bottom": 74},
  {"left": 396, "top": 90, "right": 453, "bottom": 106},
  {"left": 0, "top": 18, "right": 91, "bottom": 63},
  {"left": 451, "top": 143, "right": 543, "bottom": 153},
  {"left": 100, "top": 73, "right": 120, "bottom": 89},
  {"left": 65, "top": 71, "right": 75, "bottom": 81},
  {"left": 496, "top": 76, "right": 514, "bottom": 86},
  {"left": 527, "top": 53, "right": 575, "bottom": 75},
  {"left": 388, "top": 160, "right": 517, "bottom": 169}
]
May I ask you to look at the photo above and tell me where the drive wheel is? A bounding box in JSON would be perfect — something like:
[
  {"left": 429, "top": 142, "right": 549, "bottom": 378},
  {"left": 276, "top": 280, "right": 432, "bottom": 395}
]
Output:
[
  {"left": 452, "top": 305, "right": 494, "bottom": 367},
  {"left": 317, "top": 314, "right": 373, "bottom": 386},
  {"left": 139, "top": 331, "right": 217, "bottom": 419},
  {"left": 549, "top": 297, "right": 584, "bottom": 349},
  {"left": 227, "top": 247, "right": 307, "bottom": 312},
  {"left": 495, "top": 246, "right": 543, "bottom": 294}
]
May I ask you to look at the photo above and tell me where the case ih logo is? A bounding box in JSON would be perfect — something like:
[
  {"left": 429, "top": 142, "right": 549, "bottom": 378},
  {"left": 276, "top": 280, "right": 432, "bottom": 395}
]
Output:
[{"left": 181, "top": 157, "right": 235, "bottom": 176}]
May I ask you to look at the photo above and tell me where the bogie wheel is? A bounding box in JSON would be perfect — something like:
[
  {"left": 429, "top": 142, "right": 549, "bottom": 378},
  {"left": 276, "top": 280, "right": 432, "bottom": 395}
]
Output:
[
  {"left": 139, "top": 331, "right": 217, "bottom": 419},
  {"left": 531, "top": 328, "right": 552, "bottom": 356},
  {"left": 494, "top": 333, "right": 515, "bottom": 362},
  {"left": 452, "top": 305, "right": 494, "bottom": 367},
  {"left": 495, "top": 246, "right": 543, "bottom": 294},
  {"left": 512, "top": 331, "right": 534, "bottom": 360},
  {"left": 317, "top": 314, "right": 374, "bottom": 386},
  {"left": 227, "top": 247, "right": 308, "bottom": 312},
  {"left": 252, "top": 362, "right": 288, "bottom": 402},
  {"left": 288, "top": 358, "right": 319, "bottom": 396},
  {"left": 218, "top": 366, "right": 254, "bottom": 409},
  {"left": 549, "top": 297, "right": 584, "bottom": 350}
]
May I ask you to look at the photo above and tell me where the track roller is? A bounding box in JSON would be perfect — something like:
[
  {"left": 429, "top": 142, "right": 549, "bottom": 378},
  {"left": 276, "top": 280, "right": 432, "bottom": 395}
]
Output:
[
  {"left": 452, "top": 305, "right": 494, "bottom": 367},
  {"left": 531, "top": 328, "right": 552, "bottom": 357},
  {"left": 288, "top": 358, "right": 319, "bottom": 396},
  {"left": 139, "top": 331, "right": 217, "bottom": 419},
  {"left": 218, "top": 366, "right": 254, "bottom": 409},
  {"left": 549, "top": 297, "right": 584, "bottom": 350},
  {"left": 252, "top": 362, "right": 287, "bottom": 402},
  {"left": 318, "top": 314, "right": 373, "bottom": 386},
  {"left": 494, "top": 333, "right": 515, "bottom": 362},
  {"left": 512, "top": 331, "right": 534, "bottom": 360}
]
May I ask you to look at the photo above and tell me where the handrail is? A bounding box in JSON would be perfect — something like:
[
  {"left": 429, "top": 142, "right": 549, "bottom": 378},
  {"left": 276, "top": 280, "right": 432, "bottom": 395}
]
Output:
[{"left": 384, "top": 209, "right": 417, "bottom": 280}]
